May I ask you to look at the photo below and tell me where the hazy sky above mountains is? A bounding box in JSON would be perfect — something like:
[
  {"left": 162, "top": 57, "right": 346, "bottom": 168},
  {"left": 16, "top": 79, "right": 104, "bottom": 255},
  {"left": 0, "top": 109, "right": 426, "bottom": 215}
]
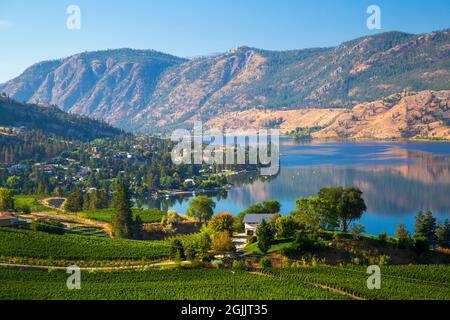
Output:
[{"left": 0, "top": 0, "right": 449, "bottom": 83}]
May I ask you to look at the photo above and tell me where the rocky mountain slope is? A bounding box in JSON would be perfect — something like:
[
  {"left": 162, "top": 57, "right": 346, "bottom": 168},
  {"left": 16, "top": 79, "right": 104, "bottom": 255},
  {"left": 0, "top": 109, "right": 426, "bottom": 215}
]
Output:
[
  {"left": 0, "top": 49, "right": 186, "bottom": 128},
  {"left": 207, "top": 91, "right": 450, "bottom": 140},
  {"left": 1, "top": 29, "right": 450, "bottom": 134}
]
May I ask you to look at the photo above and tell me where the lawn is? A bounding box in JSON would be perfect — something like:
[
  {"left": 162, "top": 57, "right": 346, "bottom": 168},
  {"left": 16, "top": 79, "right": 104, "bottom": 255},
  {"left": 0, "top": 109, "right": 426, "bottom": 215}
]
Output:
[
  {"left": 77, "top": 208, "right": 166, "bottom": 224},
  {"left": 13, "top": 195, "right": 56, "bottom": 212},
  {"left": 244, "top": 238, "right": 296, "bottom": 255}
]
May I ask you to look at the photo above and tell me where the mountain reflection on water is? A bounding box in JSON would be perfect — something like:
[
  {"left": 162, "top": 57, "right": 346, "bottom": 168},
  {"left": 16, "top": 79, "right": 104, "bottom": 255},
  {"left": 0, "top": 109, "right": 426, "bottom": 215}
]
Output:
[{"left": 145, "top": 140, "right": 450, "bottom": 235}]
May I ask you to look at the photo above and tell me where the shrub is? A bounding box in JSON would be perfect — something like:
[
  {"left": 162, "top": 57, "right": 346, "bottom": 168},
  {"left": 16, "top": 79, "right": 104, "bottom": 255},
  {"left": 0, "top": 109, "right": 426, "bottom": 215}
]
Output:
[
  {"left": 232, "top": 259, "right": 250, "bottom": 271},
  {"left": 414, "top": 237, "right": 430, "bottom": 254},
  {"left": 170, "top": 239, "right": 185, "bottom": 261},
  {"left": 211, "top": 232, "right": 235, "bottom": 252},
  {"left": 19, "top": 205, "right": 31, "bottom": 215},
  {"left": 397, "top": 236, "right": 413, "bottom": 249},
  {"left": 247, "top": 235, "right": 257, "bottom": 244},
  {"left": 259, "top": 257, "right": 272, "bottom": 269},
  {"left": 184, "top": 245, "right": 196, "bottom": 261},
  {"left": 293, "top": 234, "right": 317, "bottom": 253},
  {"left": 378, "top": 232, "right": 389, "bottom": 243},
  {"left": 379, "top": 255, "right": 391, "bottom": 265},
  {"left": 211, "top": 259, "right": 224, "bottom": 269}
]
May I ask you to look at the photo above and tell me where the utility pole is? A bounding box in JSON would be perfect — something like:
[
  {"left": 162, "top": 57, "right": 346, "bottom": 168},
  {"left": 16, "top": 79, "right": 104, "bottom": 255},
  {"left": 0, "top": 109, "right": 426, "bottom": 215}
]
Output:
[{"left": 231, "top": 271, "right": 236, "bottom": 300}]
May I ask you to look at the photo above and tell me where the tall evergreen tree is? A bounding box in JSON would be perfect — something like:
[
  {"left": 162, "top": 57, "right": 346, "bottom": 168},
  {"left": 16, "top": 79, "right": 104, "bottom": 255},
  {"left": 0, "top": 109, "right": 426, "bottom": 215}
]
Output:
[
  {"left": 422, "top": 211, "right": 437, "bottom": 245},
  {"left": 256, "top": 219, "right": 274, "bottom": 253},
  {"left": 112, "top": 181, "right": 133, "bottom": 239},
  {"left": 414, "top": 211, "right": 425, "bottom": 238},
  {"left": 64, "top": 186, "right": 83, "bottom": 212},
  {"left": 436, "top": 218, "right": 450, "bottom": 249}
]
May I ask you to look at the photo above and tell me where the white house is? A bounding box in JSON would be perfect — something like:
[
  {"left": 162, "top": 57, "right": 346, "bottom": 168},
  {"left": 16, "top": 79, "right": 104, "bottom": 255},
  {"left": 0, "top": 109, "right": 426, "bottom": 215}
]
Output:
[{"left": 243, "top": 214, "right": 276, "bottom": 236}]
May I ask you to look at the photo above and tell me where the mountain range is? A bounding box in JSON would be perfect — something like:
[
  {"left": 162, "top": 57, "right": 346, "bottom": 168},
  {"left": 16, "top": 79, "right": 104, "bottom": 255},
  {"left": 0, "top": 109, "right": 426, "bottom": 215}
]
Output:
[{"left": 1, "top": 29, "right": 450, "bottom": 135}]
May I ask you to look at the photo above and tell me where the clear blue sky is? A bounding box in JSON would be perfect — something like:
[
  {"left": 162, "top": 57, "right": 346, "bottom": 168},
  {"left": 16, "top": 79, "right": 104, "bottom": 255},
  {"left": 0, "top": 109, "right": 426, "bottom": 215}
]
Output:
[{"left": 1, "top": 0, "right": 449, "bottom": 82}]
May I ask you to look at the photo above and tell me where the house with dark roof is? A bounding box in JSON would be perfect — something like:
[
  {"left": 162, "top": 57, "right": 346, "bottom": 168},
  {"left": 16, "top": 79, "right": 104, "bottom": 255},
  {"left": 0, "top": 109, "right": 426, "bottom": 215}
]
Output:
[
  {"left": 243, "top": 214, "right": 276, "bottom": 236},
  {"left": 0, "top": 213, "right": 19, "bottom": 227}
]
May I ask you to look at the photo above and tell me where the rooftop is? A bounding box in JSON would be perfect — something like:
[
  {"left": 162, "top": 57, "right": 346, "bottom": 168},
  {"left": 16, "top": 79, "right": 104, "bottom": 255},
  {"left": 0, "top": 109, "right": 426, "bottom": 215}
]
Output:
[
  {"left": 0, "top": 213, "right": 16, "bottom": 220},
  {"left": 243, "top": 214, "right": 276, "bottom": 224}
]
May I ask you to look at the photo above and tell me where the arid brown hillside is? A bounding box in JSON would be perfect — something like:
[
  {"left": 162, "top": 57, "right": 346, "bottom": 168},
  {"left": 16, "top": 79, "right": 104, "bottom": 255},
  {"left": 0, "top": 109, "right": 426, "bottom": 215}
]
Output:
[{"left": 205, "top": 91, "right": 450, "bottom": 140}]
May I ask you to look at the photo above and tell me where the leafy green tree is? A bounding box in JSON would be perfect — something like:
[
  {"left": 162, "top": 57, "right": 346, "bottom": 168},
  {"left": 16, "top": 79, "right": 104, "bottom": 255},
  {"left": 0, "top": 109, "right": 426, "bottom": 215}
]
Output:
[
  {"left": 244, "top": 200, "right": 281, "bottom": 214},
  {"left": 64, "top": 186, "right": 83, "bottom": 212},
  {"left": 256, "top": 219, "right": 273, "bottom": 253},
  {"left": 187, "top": 196, "right": 215, "bottom": 224},
  {"left": 273, "top": 216, "right": 298, "bottom": 238},
  {"left": 211, "top": 231, "right": 235, "bottom": 252},
  {"left": 318, "top": 187, "right": 367, "bottom": 232},
  {"left": 291, "top": 196, "right": 339, "bottom": 234},
  {"left": 261, "top": 200, "right": 281, "bottom": 213},
  {"left": 208, "top": 212, "right": 235, "bottom": 236},
  {"left": 112, "top": 181, "right": 133, "bottom": 239},
  {"left": 0, "top": 188, "right": 14, "bottom": 211}
]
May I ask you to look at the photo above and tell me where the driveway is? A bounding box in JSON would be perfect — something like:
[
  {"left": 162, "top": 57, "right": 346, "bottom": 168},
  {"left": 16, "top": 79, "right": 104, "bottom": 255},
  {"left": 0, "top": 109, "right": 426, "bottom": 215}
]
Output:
[{"left": 232, "top": 233, "right": 247, "bottom": 251}]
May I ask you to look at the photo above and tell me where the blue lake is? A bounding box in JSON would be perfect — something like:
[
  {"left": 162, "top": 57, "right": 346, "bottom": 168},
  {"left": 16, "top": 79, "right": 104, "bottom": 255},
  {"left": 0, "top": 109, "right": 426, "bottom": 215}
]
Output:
[{"left": 147, "top": 139, "right": 450, "bottom": 236}]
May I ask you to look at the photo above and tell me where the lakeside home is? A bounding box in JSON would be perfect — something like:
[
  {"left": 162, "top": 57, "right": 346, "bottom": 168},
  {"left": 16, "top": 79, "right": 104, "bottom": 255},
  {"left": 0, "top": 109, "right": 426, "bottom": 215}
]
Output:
[{"left": 243, "top": 214, "right": 276, "bottom": 236}]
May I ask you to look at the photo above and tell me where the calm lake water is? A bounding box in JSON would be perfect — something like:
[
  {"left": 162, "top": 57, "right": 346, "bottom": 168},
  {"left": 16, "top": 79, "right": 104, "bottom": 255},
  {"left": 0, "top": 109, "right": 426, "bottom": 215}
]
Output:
[{"left": 146, "top": 139, "right": 450, "bottom": 236}]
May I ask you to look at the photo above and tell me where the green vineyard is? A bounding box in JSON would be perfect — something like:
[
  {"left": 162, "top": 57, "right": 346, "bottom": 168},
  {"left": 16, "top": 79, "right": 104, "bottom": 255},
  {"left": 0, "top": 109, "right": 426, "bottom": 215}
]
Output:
[
  {"left": 0, "top": 228, "right": 171, "bottom": 260},
  {"left": 1, "top": 266, "right": 449, "bottom": 300}
]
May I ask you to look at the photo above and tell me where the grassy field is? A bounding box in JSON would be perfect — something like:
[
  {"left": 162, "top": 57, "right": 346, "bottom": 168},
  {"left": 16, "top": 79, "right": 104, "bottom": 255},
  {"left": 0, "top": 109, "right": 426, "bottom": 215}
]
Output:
[
  {"left": 0, "top": 227, "right": 170, "bottom": 260},
  {"left": 0, "top": 266, "right": 448, "bottom": 300},
  {"left": 244, "top": 238, "right": 295, "bottom": 255},
  {"left": 77, "top": 208, "right": 166, "bottom": 224},
  {"left": 13, "top": 195, "right": 56, "bottom": 212}
]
